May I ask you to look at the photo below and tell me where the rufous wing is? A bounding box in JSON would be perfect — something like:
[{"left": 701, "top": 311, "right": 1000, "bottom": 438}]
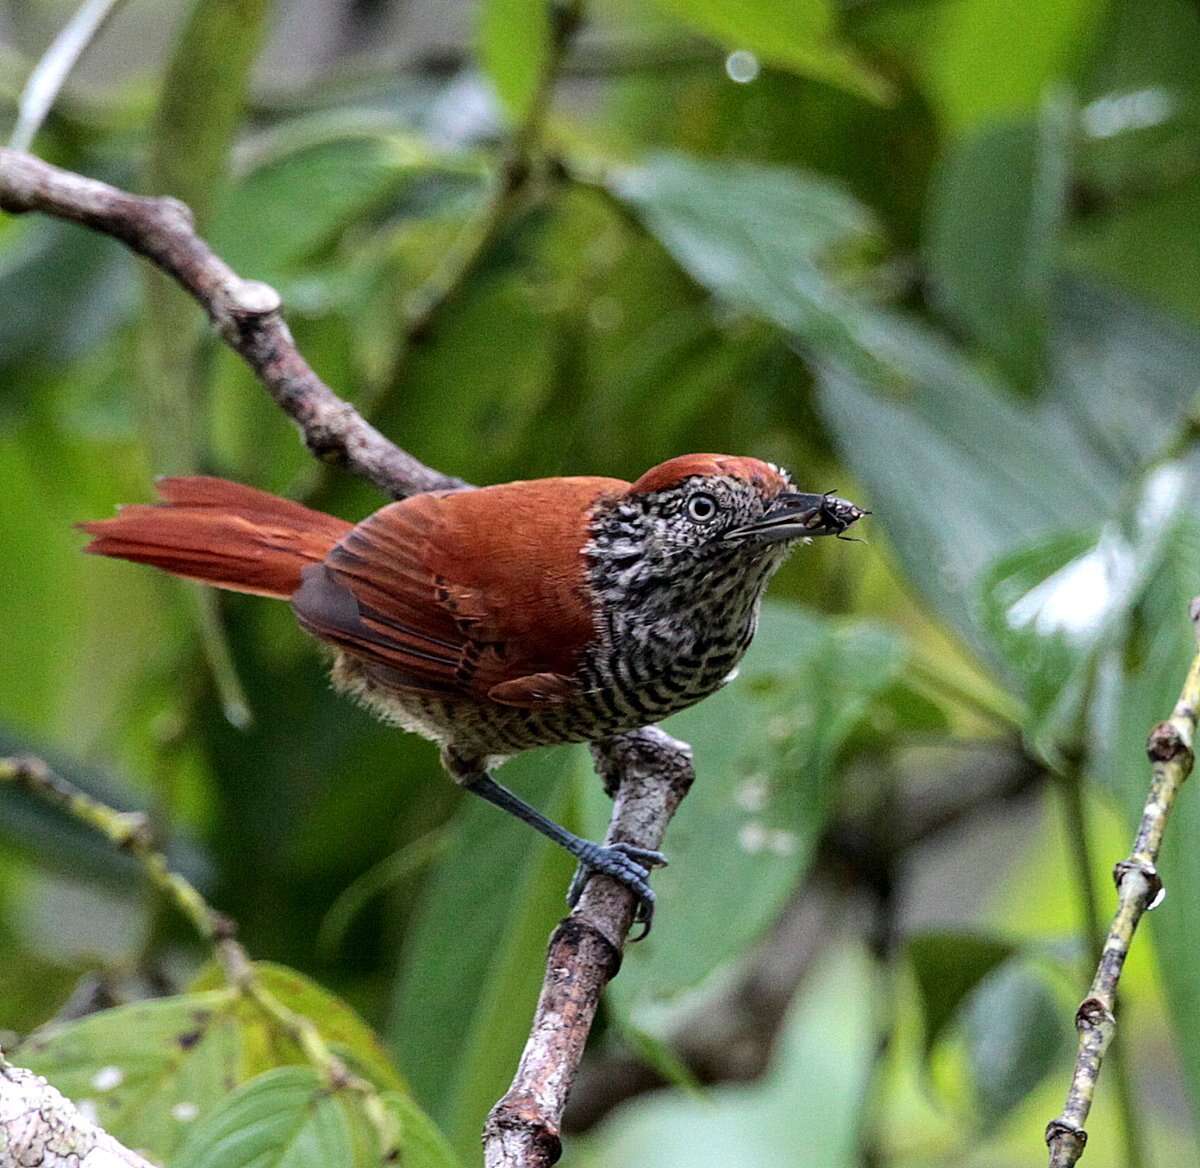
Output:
[{"left": 291, "top": 477, "right": 626, "bottom": 706}]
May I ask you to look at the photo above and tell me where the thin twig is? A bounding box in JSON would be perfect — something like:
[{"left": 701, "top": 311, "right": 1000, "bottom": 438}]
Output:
[
  {"left": 1054, "top": 764, "right": 1147, "bottom": 1168},
  {"left": 8, "top": 0, "right": 130, "bottom": 152},
  {"left": 1045, "top": 597, "right": 1200, "bottom": 1166},
  {"left": 0, "top": 148, "right": 465, "bottom": 499},
  {"left": 0, "top": 756, "right": 400, "bottom": 1159}
]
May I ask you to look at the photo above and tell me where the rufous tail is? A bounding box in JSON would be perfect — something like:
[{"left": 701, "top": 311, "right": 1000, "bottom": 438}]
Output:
[{"left": 79, "top": 477, "right": 353, "bottom": 599}]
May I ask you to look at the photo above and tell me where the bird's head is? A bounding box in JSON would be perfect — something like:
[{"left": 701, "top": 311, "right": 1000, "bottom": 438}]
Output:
[{"left": 586, "top": 454, "right": 868, "bottom": 609}]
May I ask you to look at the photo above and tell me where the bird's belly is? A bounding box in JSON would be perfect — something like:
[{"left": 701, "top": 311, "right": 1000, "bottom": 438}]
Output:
[{"left": 329, "top": 641, "right": 741, "bottom": 761}]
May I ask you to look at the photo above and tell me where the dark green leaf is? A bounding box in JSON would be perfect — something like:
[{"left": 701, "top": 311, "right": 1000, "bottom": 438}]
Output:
[
  {"left": 211, "top": 133, "right": 435, "bottom": 280},
  {"left": 611, "top": 152, "right": 883, "bottom": 344},
  {"left": 816, "top": 337, "right": 1113, "bottom": 650},
  {"left": 964, "top": 963, "right": 1070, "bottom": 1129},
  {"left": 907, "top": 931, "right": 1016, "bottom": 1058},
  {"left": 387, "top": 748, "right": 576, "bottom": 1159},
  {"left": 925, "top": 105, "right": 1071, "bottom": 386}
]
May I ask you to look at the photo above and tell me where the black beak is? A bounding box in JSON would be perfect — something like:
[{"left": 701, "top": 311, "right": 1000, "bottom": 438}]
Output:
[{"left": 724, "top": 491, "right": 869, "bottom": 544}]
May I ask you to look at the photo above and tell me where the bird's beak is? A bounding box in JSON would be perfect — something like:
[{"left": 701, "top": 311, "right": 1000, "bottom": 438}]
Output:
[{"left": 724, "top": 492, "right": 869, "bottom": 544}]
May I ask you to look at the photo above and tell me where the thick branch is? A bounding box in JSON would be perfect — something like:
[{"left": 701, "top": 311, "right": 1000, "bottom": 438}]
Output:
[
  {"left": 0, "top": 1056, "right": 157, "bottom": 1168},
  {"left": 0, "top": 148, "right": 465, "bottom": 499},
  {"left": 1045, "top": 597, "right": 1200, "bottom": 1166},
  {"left": 483, "top": 728, "right": 694, "bottom": 1167}
]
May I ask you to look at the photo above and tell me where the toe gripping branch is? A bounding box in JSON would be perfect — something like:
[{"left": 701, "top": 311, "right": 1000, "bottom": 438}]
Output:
[{"left": 462, "top": 772, "right": 667, "bottom": 938}]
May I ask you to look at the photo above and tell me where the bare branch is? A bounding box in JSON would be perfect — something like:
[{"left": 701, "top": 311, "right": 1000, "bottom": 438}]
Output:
[
  {"left": 0, "top": 148, "right": 465, "bottom": 500},
  {"left": 484, "top": 728, "right": 695, "bottom": 1167},
  {"left": 1045, "top": 597, "right": 1200, "bottom": 1166},
  {"left": 0, "top": 1056, "right": 157, "bottom": 1168}
]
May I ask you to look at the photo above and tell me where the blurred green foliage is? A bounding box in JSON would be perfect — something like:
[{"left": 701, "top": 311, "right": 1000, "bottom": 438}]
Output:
[{"left": 2, "top": 0, "right": 1200, "bottom": 1165}]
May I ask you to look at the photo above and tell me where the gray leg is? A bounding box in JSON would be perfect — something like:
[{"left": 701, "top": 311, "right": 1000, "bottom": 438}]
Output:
[{"left": 463, "top": 773, "right": 666, "bottom": 936}]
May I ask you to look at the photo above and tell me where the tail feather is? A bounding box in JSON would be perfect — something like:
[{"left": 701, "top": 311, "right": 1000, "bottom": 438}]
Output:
[{"left": 79, "top": 476, "right": 352, "bottom": 599}]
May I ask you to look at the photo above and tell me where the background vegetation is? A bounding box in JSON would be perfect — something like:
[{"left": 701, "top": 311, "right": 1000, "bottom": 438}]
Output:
[{"left": 2, "top": 0, "right": 1200, "bottom": 1164}]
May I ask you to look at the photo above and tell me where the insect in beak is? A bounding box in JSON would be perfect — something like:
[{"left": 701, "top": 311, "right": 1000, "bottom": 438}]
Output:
[{"left": 724, "top": 491, "right": 869, "bottom": 544}]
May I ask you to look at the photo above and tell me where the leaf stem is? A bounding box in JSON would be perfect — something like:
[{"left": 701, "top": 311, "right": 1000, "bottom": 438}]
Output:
[
  {"left": 0, "top": 754, "right": 400, "bottom": 1161},
  {"left": 8, "top": 0, "right": 130, "bottom": 152}
]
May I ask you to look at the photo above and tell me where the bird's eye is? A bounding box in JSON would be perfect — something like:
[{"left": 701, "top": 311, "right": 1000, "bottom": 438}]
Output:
[{"left": 686, "top": 493, "right": 719, "bottom": 522}]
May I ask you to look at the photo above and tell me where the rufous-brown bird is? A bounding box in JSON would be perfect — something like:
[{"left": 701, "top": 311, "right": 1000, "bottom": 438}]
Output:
[{"left": 80, "top": 455, "right": 865, "bottom": 931}]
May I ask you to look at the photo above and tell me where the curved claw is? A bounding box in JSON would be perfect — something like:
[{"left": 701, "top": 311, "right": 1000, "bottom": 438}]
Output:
[{"left": 566, "top": 841, "right": 667, "bottom": 940}]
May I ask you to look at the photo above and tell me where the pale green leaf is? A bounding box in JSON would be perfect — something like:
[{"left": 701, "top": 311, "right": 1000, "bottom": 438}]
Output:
[{"left": 17, "top": 990, "right": 241, "bottom": 1162}]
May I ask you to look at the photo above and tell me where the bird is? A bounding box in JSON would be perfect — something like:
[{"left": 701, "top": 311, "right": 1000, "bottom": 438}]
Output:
[{"left": 79, "top": 454, "right": 866, "bottom": 934}]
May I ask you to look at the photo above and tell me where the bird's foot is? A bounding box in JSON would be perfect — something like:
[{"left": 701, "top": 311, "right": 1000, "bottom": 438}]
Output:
[{"left": 566, "top": 841, "right": 668, "bottom": 940}]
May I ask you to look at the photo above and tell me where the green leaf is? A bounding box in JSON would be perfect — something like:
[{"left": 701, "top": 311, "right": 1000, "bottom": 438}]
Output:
[
  {"left": 1045, "top": 279, "right": 1200, "bottom": 475},
  {"left": 387, "top": 747, "right": 576, "bottom": 1160},
  {"left": 907, "top": 931, "right": 1015, "bottom": 1058},
  {"left": 964, "top": 962, "right": 1070, "bottom": 1129},
  {"left": 980, "top": 462, "right": 1194, "bottom": 763},
  {"left": 589, "top": 943, "right": 876, "bottom": 1168},
  {"left": 381, "top": 1092, "right": 464, "bottom": 1168},
  {"left": 925, "top": 103, "right": 1072, "bottom": 387},
  {"left": 173, "top": 1067, "right": 354, "bottom": 1168},
  {"left": 189, "top": 961, "right": 407, "bottom": 1093},
  {"left": 584, "top": 602, "right": 904, "bottom": 1022},
  {"left": 211, "top": 133, "right": 435, "bottom": 280},
  {"left": 611, "top": 152, "right": 882, "bottom": 344},
  {"left": 478, "top": 0, "right": 552, "bottom": 122},
  {"left": 886, "top": 0, "right": 1104, "bottom": 136},
  {"left": 0, "top": 219, "right": 134, "bottom": 377},
  {"left": 648, "top": 0, "right": 889, "bottom": 102},
  {"left": 17, "top": 990, "right": 241, "bottom": 1162},
  {"left": 816, "top": 337, "right": 1113, "bottom": 651}
]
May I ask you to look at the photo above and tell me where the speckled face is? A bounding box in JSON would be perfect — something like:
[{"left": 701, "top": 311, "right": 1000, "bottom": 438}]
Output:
[
  {"left": 638, "top": 472, "right": 790, "bottom": 554},
  {"left": 587, "top": 470, "right": 794, "bottom": 604}
]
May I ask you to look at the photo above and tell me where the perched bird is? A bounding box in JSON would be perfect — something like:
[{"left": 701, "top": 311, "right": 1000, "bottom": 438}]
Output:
[{"left": 80, "top": 455, "right": 865, "bottom": 932}]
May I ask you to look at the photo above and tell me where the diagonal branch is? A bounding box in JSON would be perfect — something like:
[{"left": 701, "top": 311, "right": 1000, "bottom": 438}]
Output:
[
  {"left": 0, "top": 145, "right": 697, "bottom": 1165},
  {"left": 1045, "top": 596, "right": 1200, "bottom": 1166},
  {"left": 0, "top": 148, "right": 465, "bottom": 500}
]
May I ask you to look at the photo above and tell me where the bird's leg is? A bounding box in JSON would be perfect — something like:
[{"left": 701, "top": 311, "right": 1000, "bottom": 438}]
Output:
[{"left": 461, "top": 773, "right": 667, "bottom": 936}]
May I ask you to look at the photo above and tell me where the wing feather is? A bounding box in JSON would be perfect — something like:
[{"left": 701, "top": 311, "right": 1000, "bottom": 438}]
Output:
[{"left": 291, "top": 477, "right": 625, "bottom": 705}]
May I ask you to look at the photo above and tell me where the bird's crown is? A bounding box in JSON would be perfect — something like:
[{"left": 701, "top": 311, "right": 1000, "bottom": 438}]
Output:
[{"left": 629, "top": 454, "right": 789, "bottom": 498}]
